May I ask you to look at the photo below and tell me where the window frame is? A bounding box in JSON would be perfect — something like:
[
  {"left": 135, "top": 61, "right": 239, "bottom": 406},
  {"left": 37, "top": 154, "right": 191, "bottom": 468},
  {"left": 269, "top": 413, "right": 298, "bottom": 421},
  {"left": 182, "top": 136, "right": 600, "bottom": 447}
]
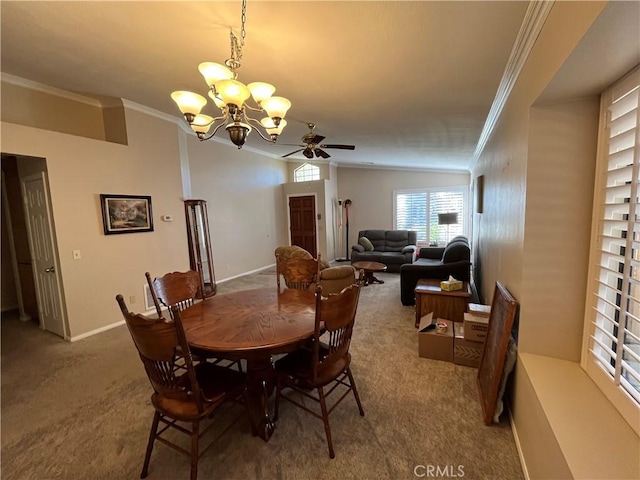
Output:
[
  {"left": 581, "top": 65, "right": 640, "bottom": 435},
  {"left": 393, "top": 186, "right": 469, "bottom": 246},
  {"left": 293, "top": 163, "right": 320, "bottom": 183}
]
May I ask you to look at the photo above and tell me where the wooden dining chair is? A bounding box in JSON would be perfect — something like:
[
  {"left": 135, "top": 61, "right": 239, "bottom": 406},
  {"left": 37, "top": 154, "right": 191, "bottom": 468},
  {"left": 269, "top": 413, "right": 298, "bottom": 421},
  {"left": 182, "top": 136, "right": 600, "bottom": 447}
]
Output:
[
  {"left": 116, "top": 295, "right": 255, "bottom": 480},
  {"left": 276, "top": 253, "right": 321, "bottom": 291},
  {"left": 146, "top": 270, "right": 243, "bottom": 372},
  {"left": 273, "top": 271, "right": 365, "bottom": 458},
  {"left": 145, "top": 270, "right": 204, "bottom": 319}
]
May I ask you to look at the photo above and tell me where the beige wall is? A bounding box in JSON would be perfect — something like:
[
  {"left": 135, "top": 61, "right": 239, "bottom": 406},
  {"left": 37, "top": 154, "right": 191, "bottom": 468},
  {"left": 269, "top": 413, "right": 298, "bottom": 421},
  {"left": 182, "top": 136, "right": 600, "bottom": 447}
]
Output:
[
  {"left": 186, "top": 134, "right": 289, "bottom": 279},
  {"left": 1, "top": 81, "right": 107, "bottom": 141},
  {"left": 1, "top": 110, "right": 189, "bottom": 338},
  {"left": 521, "top": 98, "right": 598, "bottom": 361},
  {"left": 1, "top": 91, "right": 298, "bottom": 337},
  {"left": 337, "top": 167, "right": 470, "bottom": 249}
]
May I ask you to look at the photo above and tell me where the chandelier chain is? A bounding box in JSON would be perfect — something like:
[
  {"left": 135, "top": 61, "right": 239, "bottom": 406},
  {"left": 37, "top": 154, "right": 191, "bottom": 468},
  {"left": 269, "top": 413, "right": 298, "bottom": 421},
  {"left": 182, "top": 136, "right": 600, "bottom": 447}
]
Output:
[{"left": 227, "top": 0, "right": 246, "bottom": 72}]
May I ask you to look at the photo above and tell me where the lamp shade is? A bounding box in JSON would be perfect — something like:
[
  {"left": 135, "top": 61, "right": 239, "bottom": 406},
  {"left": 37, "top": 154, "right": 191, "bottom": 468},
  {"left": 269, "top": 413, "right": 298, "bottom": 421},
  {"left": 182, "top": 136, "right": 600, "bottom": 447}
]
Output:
[
  {"left": 260, "top": 117, "right": 287, "bottom": 136},
  {"left": 438, "top": 212, "right": 458, "bottom": 225},
  {"left": 248, "top": 82, "right": 275, "bottom": 104},
  {"left": 190, "top": 114, "right": 214, "bottom": 134},
  {"left": 216, "top": 79, "right": 251, "bottom": 108},
  {"left": 207, "top": 90, "right": 226, "bottom": 109},
  {"left": 198, "top": 62, "right": 234, "bottom": 87},
  {"left": 261, "top": 96, "right": 291, "bottom": 120},
  {"left": 170, "top": 91, "right": 207, "bottom": 117}
]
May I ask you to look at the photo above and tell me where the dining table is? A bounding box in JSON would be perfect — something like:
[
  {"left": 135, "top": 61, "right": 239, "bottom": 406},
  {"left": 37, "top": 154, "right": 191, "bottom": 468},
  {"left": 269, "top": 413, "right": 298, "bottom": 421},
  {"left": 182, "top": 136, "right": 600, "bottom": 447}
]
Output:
[{"left": 180, "top": 286, "right": 317, "bottom": 441}]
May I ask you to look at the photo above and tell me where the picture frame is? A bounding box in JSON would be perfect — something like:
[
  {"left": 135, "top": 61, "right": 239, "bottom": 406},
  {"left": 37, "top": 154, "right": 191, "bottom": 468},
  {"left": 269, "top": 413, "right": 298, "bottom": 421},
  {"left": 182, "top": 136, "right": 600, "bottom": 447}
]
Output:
[
  {"left": 100, "top": 194, "right": 153, "bottom": 235},
  {"left": 475, "top": 175, "right": 484, "bottom": 214}
]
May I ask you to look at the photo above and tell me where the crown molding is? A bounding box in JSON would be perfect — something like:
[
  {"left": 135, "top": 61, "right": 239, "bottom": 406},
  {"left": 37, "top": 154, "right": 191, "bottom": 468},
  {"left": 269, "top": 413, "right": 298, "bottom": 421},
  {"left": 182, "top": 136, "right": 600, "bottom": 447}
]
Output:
[
  {"left": 120, "top": 99, "right": 181, "bottom": 125},
  {"left": 471, "top": 0, "right": 555, "bottom": 168},
  {"left": 1, "top": 72, "right": 103, "bottom": 107}
]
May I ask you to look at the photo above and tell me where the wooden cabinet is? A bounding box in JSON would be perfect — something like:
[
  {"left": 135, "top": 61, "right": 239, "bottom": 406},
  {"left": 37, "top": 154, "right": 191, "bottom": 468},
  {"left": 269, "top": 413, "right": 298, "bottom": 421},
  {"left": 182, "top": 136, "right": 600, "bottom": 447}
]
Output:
[
  {"left": 184, "top": 199, "right": 216, "bottom": 298},
  {"left": 414, "top": 278, "right": 470, "bottom": 327}
]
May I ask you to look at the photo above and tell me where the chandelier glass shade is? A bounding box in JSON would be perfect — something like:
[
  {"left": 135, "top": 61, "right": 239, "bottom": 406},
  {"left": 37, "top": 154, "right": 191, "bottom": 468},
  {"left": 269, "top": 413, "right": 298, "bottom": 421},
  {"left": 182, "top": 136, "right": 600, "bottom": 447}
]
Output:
[{"left": 170, "top": 0, "right": 291, "bottom": 148}]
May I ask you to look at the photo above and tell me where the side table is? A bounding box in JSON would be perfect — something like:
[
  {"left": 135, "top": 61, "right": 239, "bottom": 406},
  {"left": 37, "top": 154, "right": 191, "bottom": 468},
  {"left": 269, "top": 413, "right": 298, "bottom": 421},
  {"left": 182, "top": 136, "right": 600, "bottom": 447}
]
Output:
[{"left": 414, "top": 278, "right": 471, "bottom": 328}]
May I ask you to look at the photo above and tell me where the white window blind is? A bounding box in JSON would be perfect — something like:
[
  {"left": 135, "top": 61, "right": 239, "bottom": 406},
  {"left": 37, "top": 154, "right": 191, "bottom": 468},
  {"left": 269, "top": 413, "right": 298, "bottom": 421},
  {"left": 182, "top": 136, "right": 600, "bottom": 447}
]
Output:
[
  {"left": 394, "top": 187, "right": 466, "bottom": 245},
  {"left": 396, "top": 192, "right": 428, "bottom": 243},
  {"left": 294, "top": 163, "right": 320, "bottom": 182},
  {"left": 589, "top": 67, "right": 640, "bottom": 411}
]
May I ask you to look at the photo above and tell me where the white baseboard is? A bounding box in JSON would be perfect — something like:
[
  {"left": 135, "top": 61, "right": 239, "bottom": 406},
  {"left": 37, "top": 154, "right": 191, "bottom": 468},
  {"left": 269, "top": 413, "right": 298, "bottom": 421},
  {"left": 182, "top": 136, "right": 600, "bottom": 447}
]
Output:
[{"left": 508, "top": 403, "right": 530, "bottom": 480}]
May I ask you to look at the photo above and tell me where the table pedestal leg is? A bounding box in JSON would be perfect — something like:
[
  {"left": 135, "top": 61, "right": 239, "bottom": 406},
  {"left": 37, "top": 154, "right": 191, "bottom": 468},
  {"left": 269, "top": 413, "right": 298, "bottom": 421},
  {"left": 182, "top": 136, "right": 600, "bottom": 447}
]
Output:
[
  {"left": 362, "top": 271, "right": 384, "bottom": 286},
  {"left": 246, "top": 357, "right": 275, "bottom": 441}
]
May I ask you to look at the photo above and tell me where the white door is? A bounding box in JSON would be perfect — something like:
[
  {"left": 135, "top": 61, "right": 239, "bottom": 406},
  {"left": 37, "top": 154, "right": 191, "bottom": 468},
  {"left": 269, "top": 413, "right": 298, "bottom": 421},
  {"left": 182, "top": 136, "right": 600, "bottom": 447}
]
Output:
[{"left": 22, "top": 173, "right": 66, "bottom": 338}]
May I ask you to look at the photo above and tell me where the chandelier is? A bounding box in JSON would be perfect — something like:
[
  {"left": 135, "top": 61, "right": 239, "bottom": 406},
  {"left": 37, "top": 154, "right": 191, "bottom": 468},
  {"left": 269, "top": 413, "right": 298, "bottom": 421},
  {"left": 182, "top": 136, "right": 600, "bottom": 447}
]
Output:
[{"left": 171, "top": 0, "right": 291, "bottom": 148}]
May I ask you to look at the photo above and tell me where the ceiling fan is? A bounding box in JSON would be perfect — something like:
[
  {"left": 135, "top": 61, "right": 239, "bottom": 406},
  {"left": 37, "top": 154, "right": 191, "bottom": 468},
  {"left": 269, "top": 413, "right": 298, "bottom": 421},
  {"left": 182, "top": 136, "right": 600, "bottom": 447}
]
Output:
[{"left": 281, "top": 123, "right": 355, "bottom": 159}]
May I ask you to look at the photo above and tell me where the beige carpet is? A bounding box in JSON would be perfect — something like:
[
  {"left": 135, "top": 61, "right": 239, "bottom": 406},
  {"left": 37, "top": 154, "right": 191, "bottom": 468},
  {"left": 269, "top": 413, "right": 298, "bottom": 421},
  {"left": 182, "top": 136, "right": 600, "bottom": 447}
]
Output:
[{"left": 1, "top": 271, "right": 524, "bottom": 480}]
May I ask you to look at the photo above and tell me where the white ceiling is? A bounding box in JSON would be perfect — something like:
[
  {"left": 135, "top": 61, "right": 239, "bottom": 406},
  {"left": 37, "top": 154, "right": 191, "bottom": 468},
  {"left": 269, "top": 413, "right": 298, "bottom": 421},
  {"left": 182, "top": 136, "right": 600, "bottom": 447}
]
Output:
[{"left": 3, "top": 1, "right": 636, "bottom": 172}]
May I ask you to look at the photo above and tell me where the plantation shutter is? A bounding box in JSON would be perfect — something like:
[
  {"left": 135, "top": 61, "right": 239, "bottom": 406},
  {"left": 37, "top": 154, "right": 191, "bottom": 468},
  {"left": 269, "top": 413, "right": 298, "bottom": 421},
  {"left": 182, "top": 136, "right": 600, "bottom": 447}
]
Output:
[
  {"left": 429, "top": 191, "right": 464, "bottom": 243},
  {"left": 396, "top": 192, "right": 428, "bottom": 243},
  {"left": 590, "top": 67, "right": 640, "bottom": 405}
]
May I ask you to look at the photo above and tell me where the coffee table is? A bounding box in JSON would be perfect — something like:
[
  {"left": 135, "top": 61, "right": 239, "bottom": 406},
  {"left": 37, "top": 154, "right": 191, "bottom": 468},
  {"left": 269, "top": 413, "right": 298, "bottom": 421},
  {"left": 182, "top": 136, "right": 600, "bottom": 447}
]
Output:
[{"left": 351, "top": 261, "right": 387, "bottom": 286}]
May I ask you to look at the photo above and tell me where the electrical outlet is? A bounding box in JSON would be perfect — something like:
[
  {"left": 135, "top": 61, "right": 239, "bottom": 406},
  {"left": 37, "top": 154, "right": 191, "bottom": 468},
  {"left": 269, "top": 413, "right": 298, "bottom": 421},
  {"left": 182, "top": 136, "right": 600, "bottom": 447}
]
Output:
[
  {"left": 72, "top": 249, "right": 81, "bottom": 260},
  {"left": 129, "top": 295, "right": 136, "bottom": 304}
]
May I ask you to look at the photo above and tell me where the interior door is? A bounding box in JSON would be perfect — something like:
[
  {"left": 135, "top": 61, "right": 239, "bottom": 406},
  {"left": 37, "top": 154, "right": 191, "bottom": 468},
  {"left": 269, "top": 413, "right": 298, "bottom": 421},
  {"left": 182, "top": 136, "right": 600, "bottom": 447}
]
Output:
[
  {"left": 288, "top": 195, "right": 317, "bottom": 257},
  {"left": 22, "top": 173, "right": 66, "bottom": 338}
]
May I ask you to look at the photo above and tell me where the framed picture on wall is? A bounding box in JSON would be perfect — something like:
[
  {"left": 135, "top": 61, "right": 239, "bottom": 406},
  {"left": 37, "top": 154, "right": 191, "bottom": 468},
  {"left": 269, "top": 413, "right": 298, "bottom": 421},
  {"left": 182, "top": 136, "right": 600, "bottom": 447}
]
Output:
[
  {"left": 100, "top": 194, "right": 154, "bottom": 235},
  {"left": 476, "top": 175, "right": 484, "bottom": 214}
]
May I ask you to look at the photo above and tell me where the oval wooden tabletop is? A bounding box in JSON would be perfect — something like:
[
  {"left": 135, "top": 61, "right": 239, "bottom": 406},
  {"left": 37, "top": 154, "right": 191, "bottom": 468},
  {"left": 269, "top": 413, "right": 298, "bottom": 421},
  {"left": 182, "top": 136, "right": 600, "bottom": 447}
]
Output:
[
  {"left": 181, "top": 287, "right": 317, "bottom": 355},
  {"left": 351, "top": 261, "right": 387, "bottom": 272}
]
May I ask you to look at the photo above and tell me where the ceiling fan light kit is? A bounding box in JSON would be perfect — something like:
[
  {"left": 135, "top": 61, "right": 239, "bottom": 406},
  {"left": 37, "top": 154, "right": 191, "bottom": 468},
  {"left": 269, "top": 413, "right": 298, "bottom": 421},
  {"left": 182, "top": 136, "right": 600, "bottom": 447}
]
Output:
[{"left": 171, "top": 0, "right": 291, "bottom": 148}]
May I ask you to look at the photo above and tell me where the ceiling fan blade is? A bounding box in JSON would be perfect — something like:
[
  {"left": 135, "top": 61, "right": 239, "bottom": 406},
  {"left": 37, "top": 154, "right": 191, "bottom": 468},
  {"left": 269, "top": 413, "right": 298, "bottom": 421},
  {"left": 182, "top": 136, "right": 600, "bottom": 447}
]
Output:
[
  {"left": 307, "top": 135, "right": 326, "bottom": 145},
  {"left": 320, "top": 144, "right": 356, "bottom": 150},
  {"left": 282, "top": 148, "right": 305, "bottom": 158},
  {"left": 314, "top": 148, "right": 331, "bottom": 159},
  {"left": 303, "top": 148, "right": 314, "bottom": 159}
]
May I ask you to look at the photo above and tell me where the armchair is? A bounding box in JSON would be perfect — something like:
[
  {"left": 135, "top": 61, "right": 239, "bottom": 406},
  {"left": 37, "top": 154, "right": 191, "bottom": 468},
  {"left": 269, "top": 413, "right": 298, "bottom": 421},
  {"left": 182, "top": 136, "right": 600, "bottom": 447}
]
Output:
[{"left": 400, "top": 235, "right": 471, "bottom": 305}]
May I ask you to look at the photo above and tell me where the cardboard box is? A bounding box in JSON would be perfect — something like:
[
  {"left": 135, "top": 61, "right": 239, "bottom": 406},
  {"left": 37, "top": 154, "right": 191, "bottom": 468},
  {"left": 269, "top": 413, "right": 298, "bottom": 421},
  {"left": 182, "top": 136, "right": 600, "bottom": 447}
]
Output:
[
  {"left": 440, "top": 279, "right": 463, "bottom": 291},
  {"left": 453, "top": 323, "right": 484, "bottom": 367},
  {"left": 418, "top": 313, "right": 453, "bottom": 362},
  {"left": 468, "top": 303, "right": 491, "bottom": 317},
  {"left": 463, "top": 312, "right": 489, "bottom": 342}
]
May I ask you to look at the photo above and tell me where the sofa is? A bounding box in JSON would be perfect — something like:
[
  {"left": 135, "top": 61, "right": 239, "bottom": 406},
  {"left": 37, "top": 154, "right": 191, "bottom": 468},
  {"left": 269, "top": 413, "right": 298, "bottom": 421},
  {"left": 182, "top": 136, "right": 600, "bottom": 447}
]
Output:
[
  {"left": 351, "top": 230, "right": 417, "bottom": 273},
  {"left": 399, "top": 235, "right": 471, "bottom": 305}
]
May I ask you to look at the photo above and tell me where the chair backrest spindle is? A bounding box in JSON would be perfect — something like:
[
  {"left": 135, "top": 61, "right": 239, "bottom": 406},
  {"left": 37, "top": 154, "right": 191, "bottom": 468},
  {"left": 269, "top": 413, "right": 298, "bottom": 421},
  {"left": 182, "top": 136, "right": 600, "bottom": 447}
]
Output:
[{"left": 145, "top": 270, "right": 204, "bottom": 319}]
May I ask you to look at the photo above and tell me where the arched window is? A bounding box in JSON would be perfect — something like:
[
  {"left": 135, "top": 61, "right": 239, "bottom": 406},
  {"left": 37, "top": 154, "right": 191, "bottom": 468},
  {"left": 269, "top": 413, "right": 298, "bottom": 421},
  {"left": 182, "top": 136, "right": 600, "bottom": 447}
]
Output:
[{"left": 294, "top": 163, "right": 320, "bottom": 182}]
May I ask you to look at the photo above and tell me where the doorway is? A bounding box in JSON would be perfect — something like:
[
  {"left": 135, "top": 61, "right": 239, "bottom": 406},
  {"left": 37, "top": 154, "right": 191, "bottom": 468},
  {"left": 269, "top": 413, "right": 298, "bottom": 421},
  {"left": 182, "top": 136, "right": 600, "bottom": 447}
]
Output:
[
  {"left": 288, "top": 194, "right": 317, "bottom": 258},
  {"left": 1, "top": 154, "right": 67, "bottom": 338}
]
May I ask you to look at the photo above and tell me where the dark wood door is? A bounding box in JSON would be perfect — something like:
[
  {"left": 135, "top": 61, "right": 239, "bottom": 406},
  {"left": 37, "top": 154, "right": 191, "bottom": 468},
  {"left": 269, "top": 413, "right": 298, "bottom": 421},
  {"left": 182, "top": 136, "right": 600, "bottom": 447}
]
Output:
[{"left": 288, "top": 195, "right": 317, "bottom": 257}]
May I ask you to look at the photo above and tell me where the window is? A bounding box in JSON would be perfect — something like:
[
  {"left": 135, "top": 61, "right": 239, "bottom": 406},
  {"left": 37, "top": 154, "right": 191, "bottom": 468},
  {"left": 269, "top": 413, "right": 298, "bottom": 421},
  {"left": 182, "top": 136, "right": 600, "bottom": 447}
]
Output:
[
  {"left": 584, "top": 66, "right": 640, "bottom": 432},
  {"left": 394, "top": 187, "right": 467, "bottom": 245},
  {"left": 294, "top": 163, "right": 320, "bottom": 182}
]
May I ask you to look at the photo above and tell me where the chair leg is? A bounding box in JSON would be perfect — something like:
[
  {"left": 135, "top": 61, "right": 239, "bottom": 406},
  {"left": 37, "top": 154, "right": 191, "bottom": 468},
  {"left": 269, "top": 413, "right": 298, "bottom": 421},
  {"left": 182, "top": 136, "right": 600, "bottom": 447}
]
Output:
[
  {"left": 347, "top": 367, "right": 365, "bottom": 416},
  {"left": 317, "top": 386, "right": 335, "bottom": 459},
  {"left": 141, "top": 411, "right": 160, "bottom": 479},
  {"left": 190, "top": 420, "right": 199, "bottom": 480}
]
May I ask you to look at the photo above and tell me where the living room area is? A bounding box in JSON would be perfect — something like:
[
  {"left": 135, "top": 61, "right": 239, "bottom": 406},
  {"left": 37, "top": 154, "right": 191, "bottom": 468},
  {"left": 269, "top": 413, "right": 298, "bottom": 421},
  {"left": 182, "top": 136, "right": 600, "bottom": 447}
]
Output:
[{"left": 2, "top": 1, "right": 639, "bottom": 479}]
